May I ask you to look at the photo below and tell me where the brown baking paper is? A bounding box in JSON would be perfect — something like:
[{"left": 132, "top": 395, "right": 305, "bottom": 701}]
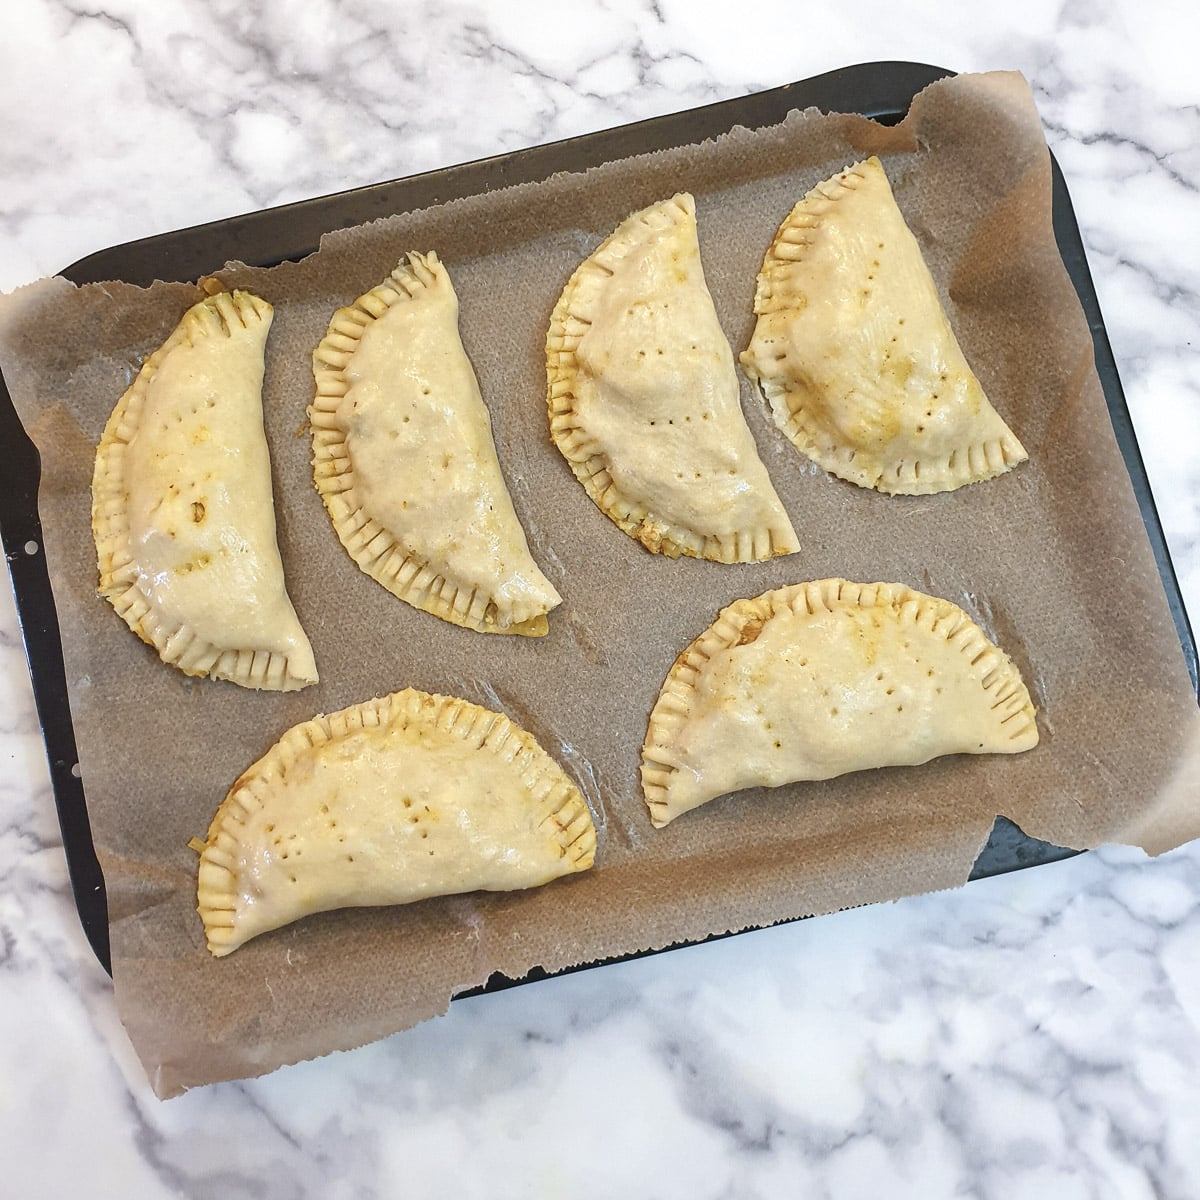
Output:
[{"left": 3, "top": 72, "right": 1198, "bottom": 1098}]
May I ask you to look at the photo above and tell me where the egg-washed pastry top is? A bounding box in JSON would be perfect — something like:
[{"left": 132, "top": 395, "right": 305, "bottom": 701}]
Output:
[
  {"left": 741, "top": 157, "right": 1027, "bottom": 495},
  {"left": 547, "top": 193, "right": 799, "bottom": 562},
  {"left": 642, "top": 579, "right": 1038, "bottom": 826},
  {"left": 197, "top": 688, "right": 597, "bottom": 955},
  {"left": 91, "top": 288, "right": 317, "bottom": 691},
  {"left": 311, "top": 252, "right": 562, "bottom": 636}
]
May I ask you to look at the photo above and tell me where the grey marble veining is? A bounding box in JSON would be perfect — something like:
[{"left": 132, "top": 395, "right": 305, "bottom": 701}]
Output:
[{"left": 2, "top": 2, "right": 1198, "bottom": 1196}]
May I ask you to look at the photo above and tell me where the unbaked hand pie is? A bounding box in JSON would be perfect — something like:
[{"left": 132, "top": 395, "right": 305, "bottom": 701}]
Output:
[
  {"left": 642, "top": 579, "right": 1038, "bottom": 826},
  {"left": 741, "top": 157, "right": 1028, "bottom": 495},
  {"left": 197, "top": 688, "right": 597, "bottom": 955},
  {"left": 91, "top": 288, "right": 318, "bottom": 691},
  {"left": 547, "top": 193, "right": 799, "bottom": 562},
  {"left": 311, "top": 253, "right": 561, "bottom": 636}
]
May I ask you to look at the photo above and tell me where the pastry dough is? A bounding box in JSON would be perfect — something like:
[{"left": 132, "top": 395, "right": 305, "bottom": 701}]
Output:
[
  {"left": 741, "top": 158, "right": 1027, "bottom": 495},
  {"left": 642, "top": 579, "right": 1038, "bottom": 826},
  {"left": 311, "top": 253, "right": 561, "bottom": 636},
  {"left": 547, "top": 193, "right": 799, "bottom": 561},
  {"left": 197, "top": 688, "right": 596, "bottom": 955},
  {"left": 91, "top": 289, "right": 317, "bottom": 691}
]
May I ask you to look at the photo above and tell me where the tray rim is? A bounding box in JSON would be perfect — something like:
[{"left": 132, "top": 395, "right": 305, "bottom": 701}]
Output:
[{"left": 1, "top": 59, "right": 1195, "bottom": 984}]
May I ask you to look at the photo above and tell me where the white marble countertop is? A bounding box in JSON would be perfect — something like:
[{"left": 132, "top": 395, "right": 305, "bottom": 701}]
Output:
[{"left": 3, "top": 2, "right": 1198, "bottom": 1195}]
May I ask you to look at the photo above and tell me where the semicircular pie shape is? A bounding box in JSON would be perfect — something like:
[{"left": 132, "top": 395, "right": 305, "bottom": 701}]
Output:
[
  {"left": 741, "top": 157, "right": 1028, "bottom": 495},
  {"left": 311, "top": 252, "right": 562, "bottom": 636},
  {"left": 642, "top": 579, "right": 1038, "bottom": 827},
  {"left": 546, "top": 193, "right": 799, "bottom": 562},
  {"left": 197, "top": 688, "right": 597, "bottom": 955},
  {"left": 91, "top": 289, "right": 318, "bottom": 691}
]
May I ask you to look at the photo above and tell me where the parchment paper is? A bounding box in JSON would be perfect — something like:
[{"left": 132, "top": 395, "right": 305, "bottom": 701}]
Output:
[{"left": 3, "top": 72, "right": 1198, "bottom": 1098}]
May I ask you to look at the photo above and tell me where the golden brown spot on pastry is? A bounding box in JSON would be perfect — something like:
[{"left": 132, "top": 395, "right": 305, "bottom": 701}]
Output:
[
  {"left": 178, "top": 552, "right": 212, "bottom": 576},
  {"left": 738, "top": 618, "right": 765, "bottom": 646},
  {"left": 191, "top": 500, "right": 206, "bottom": 524}
]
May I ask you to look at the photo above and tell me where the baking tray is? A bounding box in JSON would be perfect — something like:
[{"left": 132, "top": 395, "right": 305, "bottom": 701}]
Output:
[{"left": 2, "top": 60, "right": 1196, "bottom": 984}]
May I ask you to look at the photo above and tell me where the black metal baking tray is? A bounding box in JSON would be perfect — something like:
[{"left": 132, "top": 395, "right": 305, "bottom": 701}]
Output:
[{"left": 2, "top": 61, "right": 1196, "bottom": 983}]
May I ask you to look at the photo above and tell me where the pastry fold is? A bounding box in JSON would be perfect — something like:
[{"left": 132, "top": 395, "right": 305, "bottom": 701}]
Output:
[
  {"left": 642, "top": 579, "right": 1038, "bottom": 826},
  {"left": 547, "top": 193, "right": 799, "bottom": 561},
  {"left": 312, "top": 253, "right": 561, "bottom": 636},
  {"left": 198, "top": 688, "right": 597, "bottom": 955},
  {"left": 742, "top": 158, "right": 1027, "bottom": 495},
  {"left": 92, "top": 289, "right": 317, "bottom": 691}
]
